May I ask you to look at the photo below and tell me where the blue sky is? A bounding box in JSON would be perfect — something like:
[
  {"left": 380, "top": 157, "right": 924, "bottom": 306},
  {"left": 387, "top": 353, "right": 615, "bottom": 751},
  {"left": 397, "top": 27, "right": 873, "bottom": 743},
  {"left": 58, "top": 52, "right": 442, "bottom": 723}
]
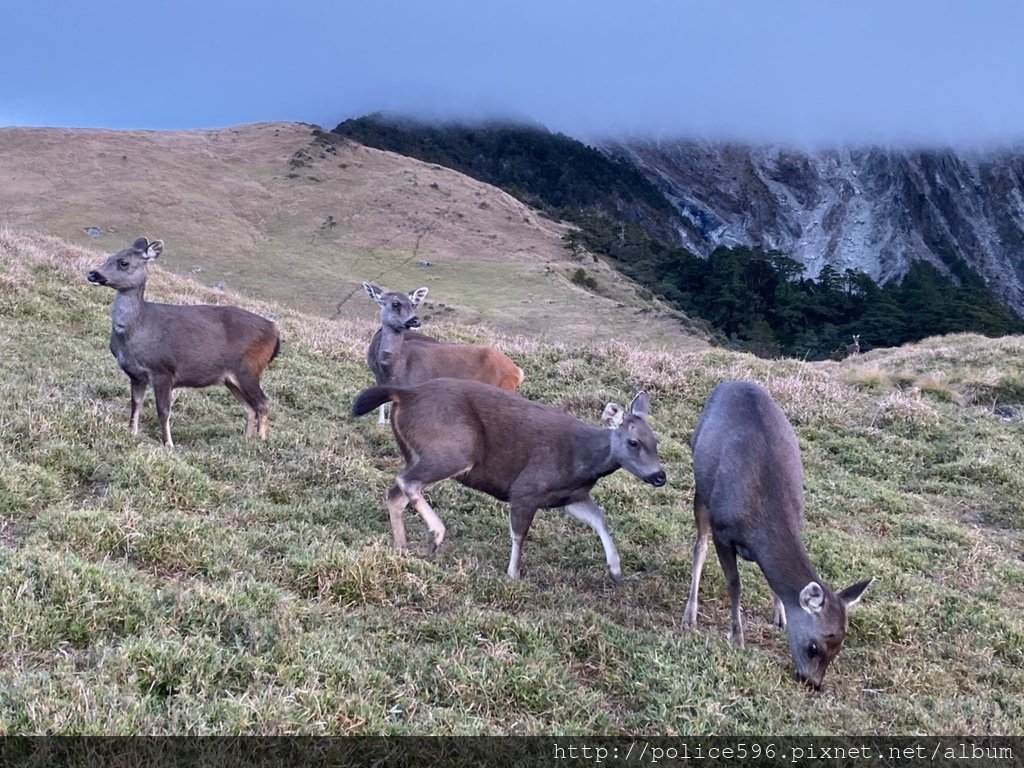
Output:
[{"left": 3, "top": 0, "right": 1023, "bottom": 146}]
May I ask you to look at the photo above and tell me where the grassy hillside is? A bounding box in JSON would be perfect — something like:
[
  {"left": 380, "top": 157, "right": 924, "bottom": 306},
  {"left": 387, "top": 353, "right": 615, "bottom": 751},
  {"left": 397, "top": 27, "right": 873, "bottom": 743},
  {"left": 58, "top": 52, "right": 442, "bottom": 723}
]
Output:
[
  {"left": 1, "top": 230, "right": 1023, "bottom": 735},
  {"left": 334, "top": 115, "right": 1024, "bottom": 361},
  {"left": 333, "top": 114, "right": 684, "bottom": 244},
  {"left": 0, "top": 123, "right": 704, "bottom": 350}
]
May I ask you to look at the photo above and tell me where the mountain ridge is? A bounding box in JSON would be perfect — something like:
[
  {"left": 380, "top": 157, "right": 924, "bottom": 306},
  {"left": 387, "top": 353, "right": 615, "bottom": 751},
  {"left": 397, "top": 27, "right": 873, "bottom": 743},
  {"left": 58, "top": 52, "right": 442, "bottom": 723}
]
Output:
[{"left": 602, "top": 139, "right": 1024, "bottom": 313}]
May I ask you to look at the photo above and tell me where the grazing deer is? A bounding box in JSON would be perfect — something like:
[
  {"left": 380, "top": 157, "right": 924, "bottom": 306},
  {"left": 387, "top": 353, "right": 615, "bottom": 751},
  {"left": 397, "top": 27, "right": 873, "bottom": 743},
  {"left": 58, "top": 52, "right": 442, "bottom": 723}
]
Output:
[
  {"left": 682, "top": 380, "right": 871, "bottom": 689},
  {"left": 846, "top": 334, "right": 861, "bottom": 357},
  {"left": 352, "top": 378, "right": 666, "bottom": 582},
  {"left": 87, "top": 237, "right": 280, "bottom": 448},
  {"left": 362, "top": 282, "right": 523, "bottom": 424}
]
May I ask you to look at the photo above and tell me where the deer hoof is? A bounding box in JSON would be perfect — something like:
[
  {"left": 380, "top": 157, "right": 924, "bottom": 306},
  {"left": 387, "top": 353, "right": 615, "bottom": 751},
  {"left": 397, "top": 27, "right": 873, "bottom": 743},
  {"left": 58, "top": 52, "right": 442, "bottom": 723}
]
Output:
[
  {"left": 608, "top": 569, "right": 623, "bottom": 586},
  {"left": 427, "top": 534, "right": 443, "bottom": 556}
]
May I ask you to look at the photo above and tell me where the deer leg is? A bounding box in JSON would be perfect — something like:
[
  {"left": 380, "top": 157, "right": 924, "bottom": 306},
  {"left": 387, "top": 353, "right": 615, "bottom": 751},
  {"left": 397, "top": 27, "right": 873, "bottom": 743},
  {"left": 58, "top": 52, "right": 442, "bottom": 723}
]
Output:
[
  {"left": 394, "top": 475, "right": 446, "bottom": 554},
  {"left": 507, "top": 503, "right": 538, "bottom": 580},
  {"left": 713, "top": 539, "right": 744, "bottom": 648},
  {"left": 772, "top": 594, "right": 787, "bottom": 628},
  {"left": 682, "top": 492, "right": 712, "bottom": 628},
  {"left": 395, "top": 453, "right": 476, "bottom": 554},
  {"left": 152, "top": 378, "right": 174, "bottom": 448},
  {"left": 257, "top": 399, "right": 270, "bottom": 438},
  {"left": 377, "top": 403, "right": 390, "bottom": 426},
  {"left": 128, "top": 375, "right": 148, "bottom": 435},
  {"left": 386, "top": 484, "right": 410, "bottom": 550},
  {"left": 224, "top": 380, "right": 257, "bottom": 437},
  {"left": 230, "top": 371, "right": 270, "bottom": 439},
  {"left": 565, "top": 498, "right": 623, "bottom": 584}
]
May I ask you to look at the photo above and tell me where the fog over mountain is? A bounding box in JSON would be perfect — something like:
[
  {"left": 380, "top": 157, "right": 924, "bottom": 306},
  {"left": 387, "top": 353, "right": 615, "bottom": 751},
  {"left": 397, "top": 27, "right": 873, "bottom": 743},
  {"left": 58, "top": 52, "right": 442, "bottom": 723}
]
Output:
[{"left": 6, "top": 1, "right": 1024, "bottom": 150}]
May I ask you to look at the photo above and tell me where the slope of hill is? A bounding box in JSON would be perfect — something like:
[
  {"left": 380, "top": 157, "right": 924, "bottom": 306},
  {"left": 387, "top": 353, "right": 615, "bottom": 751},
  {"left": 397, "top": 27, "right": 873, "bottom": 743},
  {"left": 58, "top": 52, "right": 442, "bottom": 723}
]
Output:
[
  {"left": 2, "top": 230, "right": 1022, "bottom": 734},
  {"left": 330, "top": 115, "right": 1023, "bottom": 359},
  {"left": 0, "top": 122, "right": 704, "bottom": 349},
  {"left": 333, "top": 113, "right": 686, "bottom": 243}
]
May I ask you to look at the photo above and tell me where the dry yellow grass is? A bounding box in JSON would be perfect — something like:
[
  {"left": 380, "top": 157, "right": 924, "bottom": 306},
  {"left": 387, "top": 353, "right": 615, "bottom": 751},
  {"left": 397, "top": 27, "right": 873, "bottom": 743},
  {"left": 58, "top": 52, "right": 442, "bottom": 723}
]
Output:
[{"left": 0, "top": 123, "right": 706, "bottom": 350}]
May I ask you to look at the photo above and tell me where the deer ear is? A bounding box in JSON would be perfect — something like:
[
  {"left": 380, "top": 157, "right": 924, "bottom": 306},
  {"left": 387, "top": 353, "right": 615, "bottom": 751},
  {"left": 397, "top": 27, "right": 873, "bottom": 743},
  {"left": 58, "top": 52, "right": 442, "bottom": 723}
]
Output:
[
  {"left": 629, "top": 392, "right": 650, "bottom": 417},
  {"left": 144, "top": 239, "right": 163, "bottom": 260},
  {"left": 131, "top": 237, "right": 150, "bottom": 251},
  {"left": 409, "top": 287, "right": 428, "bottom": 306},
  {"left": 601, "top": 403, "right": 625, "bottom": 429},
  {"left": 837, "top": 577, "right": 872, "bottom": 608},
  {"left": 363, "top": 282, "right": 384, "bottom": 302},
  {"left": 799, "top": 582, "right": 825, "bottom": 614}
]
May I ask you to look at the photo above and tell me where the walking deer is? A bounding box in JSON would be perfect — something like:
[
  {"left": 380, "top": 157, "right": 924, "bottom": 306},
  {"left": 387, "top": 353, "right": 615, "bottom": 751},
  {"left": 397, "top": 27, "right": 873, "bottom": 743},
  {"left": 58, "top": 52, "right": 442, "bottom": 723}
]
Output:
[
  {"left": 87, "top": 237, "right": 280, "bottom": 448},
  {"left": 362, "top": 282, "right": 523, "bottom": 424},
  {"left": 846, "top": 334, "right": 861, "bottom": 357},
  {"left": 352, "top": 378, "right": 666, "bottom": 582},
  {"left": 683, "top": 380, "right": 871, "bottom": 689}
]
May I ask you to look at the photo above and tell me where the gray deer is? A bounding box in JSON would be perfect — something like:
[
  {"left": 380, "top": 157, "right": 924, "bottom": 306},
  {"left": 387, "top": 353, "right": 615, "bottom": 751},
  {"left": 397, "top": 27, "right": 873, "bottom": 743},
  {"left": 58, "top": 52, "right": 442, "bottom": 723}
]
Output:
[
  {"left": 87, "top": 237, "right": 280, "bottom": 447},
  {"left": 363, "top": 282, "right": 523, "bottom": 424},
  {"left": 682, "top": 380, "right": 871, "bottom": 689},
  {"left": 352, "top": 378, "right": 666, "bottom": 582},
  {"left": 846, "top": 334, "right": 861, "bottom": 357}
]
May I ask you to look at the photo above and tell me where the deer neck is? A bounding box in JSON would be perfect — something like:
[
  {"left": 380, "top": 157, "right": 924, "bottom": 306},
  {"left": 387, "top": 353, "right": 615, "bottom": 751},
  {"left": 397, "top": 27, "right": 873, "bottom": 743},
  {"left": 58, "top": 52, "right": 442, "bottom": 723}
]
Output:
[
  {"left": 757, "top": 535, "right": 821, "bottom": 605},
  {"left": 573, "top": 426, "right": 620, "bottom": 485},
  {"left": 380, "top": 324, "right": 407, "bottom": 351},
  {"left": 111, "top": 286, "right": 146, "bottom": 337}
]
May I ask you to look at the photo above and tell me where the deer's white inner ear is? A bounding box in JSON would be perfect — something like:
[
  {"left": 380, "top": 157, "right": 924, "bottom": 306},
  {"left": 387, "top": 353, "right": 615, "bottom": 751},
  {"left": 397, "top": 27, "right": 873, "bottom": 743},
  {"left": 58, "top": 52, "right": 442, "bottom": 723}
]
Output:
[
  {"left": 363, "top": 282, "right": 384, "bottom": 301},
  {"left": 799, "top": 582, "right": 825, "bottom": 614},
  {"left": 601, "top": 403, "right": 625, "bottom": 428}
]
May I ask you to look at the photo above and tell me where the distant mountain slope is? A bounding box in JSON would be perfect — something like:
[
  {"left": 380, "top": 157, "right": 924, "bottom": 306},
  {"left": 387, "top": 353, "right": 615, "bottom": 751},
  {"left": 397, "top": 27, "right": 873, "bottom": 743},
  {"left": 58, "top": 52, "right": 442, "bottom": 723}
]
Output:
[
  {"left": 330, "top": 114, "right": 1023, "bottom": 358},
  {"left": 0, "top": 122, "right": 705, "bottom": 349},
  {"left": 333, "top": 114, "right": 687, "bottom": 244},
  {"left": 602, "top": 139, "right": 1024, "bottom": 314}
]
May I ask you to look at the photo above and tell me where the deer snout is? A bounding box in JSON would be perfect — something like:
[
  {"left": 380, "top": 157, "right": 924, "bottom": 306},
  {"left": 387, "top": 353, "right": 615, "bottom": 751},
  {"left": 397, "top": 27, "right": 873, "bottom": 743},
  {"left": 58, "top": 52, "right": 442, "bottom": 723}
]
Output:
[
  {"left": 647, "top": 469, "right": 667, "bottom": 487},
  {"left": 796, "top": 670, "right": 824, "bottom": 692},
  {"left": 404, "top": 316, "right": 421, "bottom": 329},
  {"left": 86, "top": 270, "right": 106, "bottom": 285}
]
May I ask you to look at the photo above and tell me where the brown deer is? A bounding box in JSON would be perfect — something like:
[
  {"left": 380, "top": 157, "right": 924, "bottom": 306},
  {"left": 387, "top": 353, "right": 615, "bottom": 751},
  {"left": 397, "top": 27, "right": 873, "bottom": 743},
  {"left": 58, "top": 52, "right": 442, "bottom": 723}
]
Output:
[
  {"left": 352, "top": 378, "right": 666, "bottom": 582},
  {"left": 846, "top": 334, "right": 861, "bottom": 357},
  {"left": 87, "top": 237, "right": 280, "bottom": 448},
  {"left": 363, "top": 282, "right": 523, "bottom": 424},
  {"left": 683, "top": 380, "right": 871, "bottom": 689}
]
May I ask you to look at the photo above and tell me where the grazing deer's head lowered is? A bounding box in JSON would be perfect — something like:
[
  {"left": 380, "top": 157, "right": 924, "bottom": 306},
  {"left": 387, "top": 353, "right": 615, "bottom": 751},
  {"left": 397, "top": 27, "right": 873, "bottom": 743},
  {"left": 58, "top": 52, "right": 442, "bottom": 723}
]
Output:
[
  {"left": 352, "top": 378, "right": 666, "bottom": 583},
  {"left": 683, "top": 380, "right": 871, "bottom": 689},
  {"left": 362, "top": 282, "right": 523, "bottom": 425},
  {"left": 87, "top": 237, "right": 280, "bottom": 447}
]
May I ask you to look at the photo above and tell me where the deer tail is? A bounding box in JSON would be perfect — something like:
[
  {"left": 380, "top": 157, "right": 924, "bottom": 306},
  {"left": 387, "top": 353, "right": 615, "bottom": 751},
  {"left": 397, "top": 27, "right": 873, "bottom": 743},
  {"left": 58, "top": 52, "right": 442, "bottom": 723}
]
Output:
[{"left": 352, "top": 386, "right": 399, "bottom": 417}]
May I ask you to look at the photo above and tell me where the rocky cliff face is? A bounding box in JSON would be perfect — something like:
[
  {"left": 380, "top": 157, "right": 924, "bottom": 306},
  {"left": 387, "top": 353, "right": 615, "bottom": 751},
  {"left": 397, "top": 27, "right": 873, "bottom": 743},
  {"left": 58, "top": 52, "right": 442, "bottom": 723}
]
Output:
[{"left": 602, "top": 140, "right": 1024, "bottom": 313}]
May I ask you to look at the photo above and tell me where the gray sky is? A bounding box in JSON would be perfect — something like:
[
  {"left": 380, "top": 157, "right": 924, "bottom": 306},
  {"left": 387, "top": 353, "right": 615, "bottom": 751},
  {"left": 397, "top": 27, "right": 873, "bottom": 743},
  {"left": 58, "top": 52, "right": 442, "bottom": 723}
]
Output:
[{"left": 3, "top": 0, "right": 1023, "bottom": 146}]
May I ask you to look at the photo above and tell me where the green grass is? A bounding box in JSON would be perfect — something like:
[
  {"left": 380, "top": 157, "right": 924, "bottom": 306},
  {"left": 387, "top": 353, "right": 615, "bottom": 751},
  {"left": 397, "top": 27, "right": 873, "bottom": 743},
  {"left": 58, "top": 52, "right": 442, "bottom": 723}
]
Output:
[{"left": 1, "top": 231, "right": 1023, "bottom": 735}]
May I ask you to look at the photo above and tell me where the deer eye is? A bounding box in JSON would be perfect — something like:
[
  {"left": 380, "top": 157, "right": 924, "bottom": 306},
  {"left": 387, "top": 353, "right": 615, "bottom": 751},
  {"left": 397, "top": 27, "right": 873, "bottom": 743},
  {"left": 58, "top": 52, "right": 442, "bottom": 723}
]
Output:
[
  {"left": 117, "top": 259, "right": 129, "bottom": 268},
  {"left": 807, "top": 642, "right": 820, "bottom": 659},
  {"left": 627, "top": 438, "right": 640, "bottom": 448},
  {"left": 392, "top": 301, "right": 401, "bottom": 310}
]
